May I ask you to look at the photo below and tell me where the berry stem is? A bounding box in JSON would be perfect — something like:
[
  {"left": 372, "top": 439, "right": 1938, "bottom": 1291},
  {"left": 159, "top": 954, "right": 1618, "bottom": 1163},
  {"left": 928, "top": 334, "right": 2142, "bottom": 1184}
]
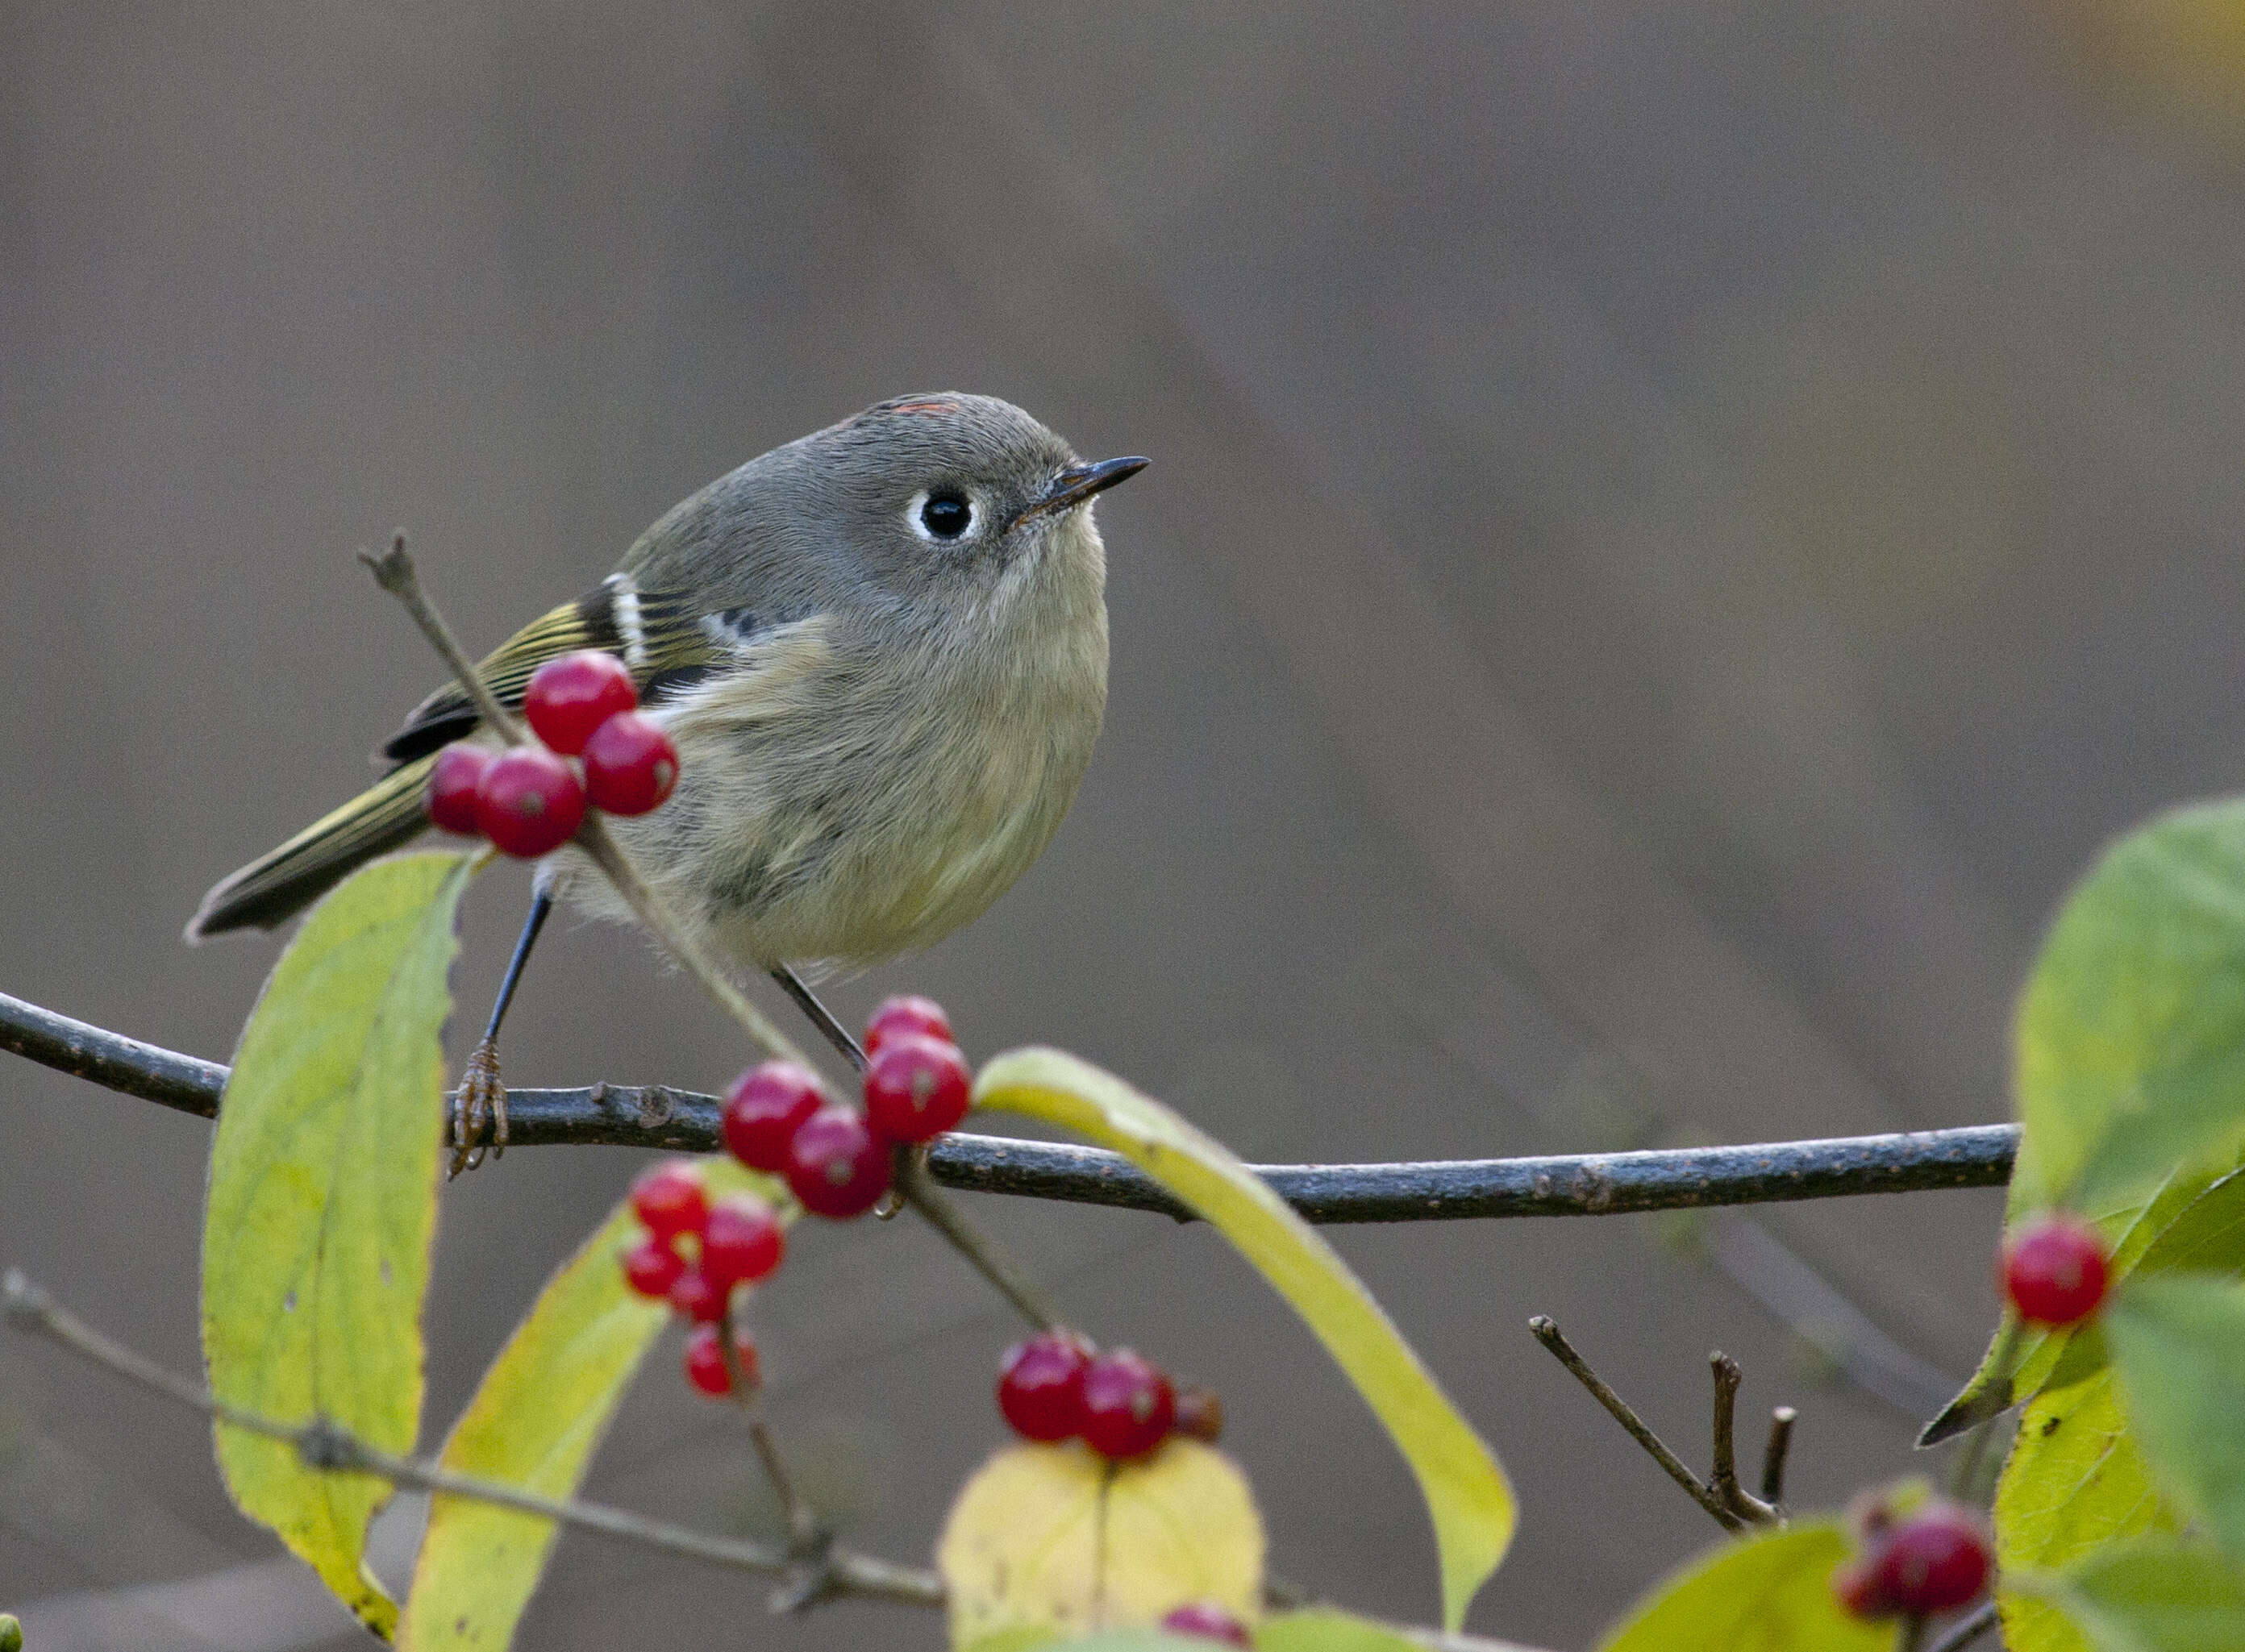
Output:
[
  {"left": 897, "top": 1151, "right": 1060, "bottom": 1331},
  {"left": 1922, "top": 1600, "right": 2000, "bottom": 1652},
  {"left": 723, "top": 1300, "right": 821, "bottom": 1553},
  {"left": 1760, "top": 1405, "right": 1797, "bottom": 1507}
]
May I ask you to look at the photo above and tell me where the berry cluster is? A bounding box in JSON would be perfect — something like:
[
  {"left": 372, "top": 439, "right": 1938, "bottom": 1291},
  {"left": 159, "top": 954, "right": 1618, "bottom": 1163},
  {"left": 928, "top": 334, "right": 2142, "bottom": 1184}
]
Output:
[
  {"left": 426, "top": 651, "right": 679, "bottom": 858},
  {"left": 1159, "top": 1603, "right": 1252, "bottom": 1646},
  {"left": 722, "top": 995, "right": 973, "bottom": 1221},
  {"left": 1832, "top": 1496, "right": 1992, "bottom": 1621},
  {"left": 619, "top": 1162, "right": 783, "bottom": 1396},
  {"left": 996, "top": 1331, "right": 1216, "bottom": 1462},
  {"left": 2001, "top": 1214, "right": 2110, "bottom": 1327}
]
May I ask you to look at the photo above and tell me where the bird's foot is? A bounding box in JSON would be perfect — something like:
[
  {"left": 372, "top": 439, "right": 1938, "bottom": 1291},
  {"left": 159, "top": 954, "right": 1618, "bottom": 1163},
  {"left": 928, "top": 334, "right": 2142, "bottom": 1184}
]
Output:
[{"left": 450, "top": 1039, "right": 510, "bottom": 1176}]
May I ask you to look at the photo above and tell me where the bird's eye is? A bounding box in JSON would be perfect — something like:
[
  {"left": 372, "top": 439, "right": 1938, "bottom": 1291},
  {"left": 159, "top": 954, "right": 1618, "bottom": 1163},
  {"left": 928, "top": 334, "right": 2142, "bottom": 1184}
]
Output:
[{"left": 918, "top": 491, "right": 974, "bottom": 539}]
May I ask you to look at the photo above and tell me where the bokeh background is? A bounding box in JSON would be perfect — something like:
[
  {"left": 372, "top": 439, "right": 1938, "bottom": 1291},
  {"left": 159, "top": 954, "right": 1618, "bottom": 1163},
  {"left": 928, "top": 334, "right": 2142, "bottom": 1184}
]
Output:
[{"left": 5, "top": 3, "right": 2243, "bottom": 1646}]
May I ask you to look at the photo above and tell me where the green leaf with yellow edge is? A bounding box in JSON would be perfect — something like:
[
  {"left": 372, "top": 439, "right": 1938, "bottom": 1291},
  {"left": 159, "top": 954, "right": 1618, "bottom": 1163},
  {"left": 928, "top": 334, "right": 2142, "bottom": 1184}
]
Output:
[
  {"left": 938, "top": 1438, "right": 1263, "bottom": 1649},
  {"left": 1994, "top": 1367, "right": 2181, "bottom": 1652},
  {"left": 202, "top": 851, "right": 477, "bottom": 1636},
  {"left": 399, "top": 1157, "right": 788, "bottom": 1651},
  {"left": 975, "top": 1049, "right": 1513, "bottom": 1630},
  {"left": 1596, "top": 1523, "right": 1888, "bottom": 1652},
  {"left": 2013, "top": 1540, "right": 2245, "bottom": 1652},
  {"left": 2106, "top": 1275, "right": 2245, "bottom": 1563},
  {"left": 1926, "top": 1163, "right": 2245, "bottom": 1445}
]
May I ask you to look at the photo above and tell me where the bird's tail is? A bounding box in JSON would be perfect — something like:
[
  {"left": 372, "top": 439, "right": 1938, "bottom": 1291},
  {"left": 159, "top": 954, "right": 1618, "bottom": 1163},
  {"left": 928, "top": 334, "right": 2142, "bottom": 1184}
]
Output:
[{"left": 185, "top": 755, "right": 438, "bottom": 940}]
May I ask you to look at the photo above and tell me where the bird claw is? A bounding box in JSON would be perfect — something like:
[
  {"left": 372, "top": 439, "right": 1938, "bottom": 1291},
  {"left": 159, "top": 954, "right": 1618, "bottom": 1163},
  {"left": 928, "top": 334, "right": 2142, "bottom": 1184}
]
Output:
[{"left": 449, "top": 1041, "right": 509, "bottom": 1177}]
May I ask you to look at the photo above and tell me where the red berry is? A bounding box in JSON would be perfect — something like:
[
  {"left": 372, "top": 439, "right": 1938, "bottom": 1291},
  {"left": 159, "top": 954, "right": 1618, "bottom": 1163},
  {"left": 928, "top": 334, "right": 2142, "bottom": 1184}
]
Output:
[
  {"left": 723, "top": 1062, "right": 827, "bottom": 1173},
  {"left": 784, "top": 1105, "right": 893, "bottom": 1219},
  {"left": 667, "top": 1266, "right": 728, "bottom": 1324},
  {"left": 523, "top": 651, "right": 638, "bottom": 756},
  {"left": 1871, "top": 1505, "right": 1991, "bottom": 1615},
  {"left": 475, "top": 746, "right": 586, "bottom": 857},
  {"left": 2002, "top": 1216, "right": 2110, "bottom": 1327},
  {"left": 1831, "top": 1558, "right": 1894, "bottom": 1620},
  {"left": 683, "top": 1324, "right": 761, "bottom": 1396},
  {"left": 1080, "top": 1349, "right": 1175, "bottom": 1460},
  {"left": 630, "top": 1163, "right": 710, "bottom": 1240},
  {"left": 621, "top": 1235, "right": 686, "bottom": 1299},
  {"left": 582, "top": 710, "right": 679, "bottom": 817},
  {"left": 1160, "top": 1603, "right": 1251, "bottom": 1647},
  {"left": 864, "top": 994, "right": 954, "bottom": 1056},
  {"left": 997, "top": 1330, "right": 1093, "bottom": 1442},
  {"left": 863, "top": 1034, "right": 973, "bottom": 1143},
  {"left": 426, "top": 744, "right": 490, "bottom": 835},
  {"left": 701, "top": 1193, "right": 785, "bottom": 1289}
]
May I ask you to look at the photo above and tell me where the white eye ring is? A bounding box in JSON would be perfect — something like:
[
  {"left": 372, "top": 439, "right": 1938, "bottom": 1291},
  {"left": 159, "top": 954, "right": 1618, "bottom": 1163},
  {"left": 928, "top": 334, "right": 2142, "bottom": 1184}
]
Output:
[{"left": 907, "top": 488, "right": 979, "bottom": 543}]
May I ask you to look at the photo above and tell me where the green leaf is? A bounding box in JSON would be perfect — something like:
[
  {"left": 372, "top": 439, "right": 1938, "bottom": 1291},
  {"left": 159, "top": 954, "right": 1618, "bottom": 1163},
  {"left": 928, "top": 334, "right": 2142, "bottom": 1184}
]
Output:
[
  {"left": 1253, "top": 1608, "right": 1424, "bottom": 1650},
  {"left": 2106, "top": 1275, "right": 2245, "bottom": 1562},
  {"left": 2015, "top": 1540, "right": 2245, "bottom": 1652},
  {"left": 1994, "top": 1367, "right": 2181, "bottom": 1652},
  {"left": 975, "top": 1049, "right": 1514, "bottom": 1631},
  {"left": 1926, "top": 1164, "right": 2245, "bottom": 1444},
  {"left": 2014, "top": 799, "right": 2245, "bottom": 1216},
  {"left": 399, "top": 1158, "right": 788, "bottom": 1650},
  {"left": 202, "top": 851, "right": 476, "bottom": 1635},
  {"left": 1596, "top": 1523, "right": 1889, "bottom": 1652},
  {"left": 937, "top": 1438, "right": 1264, "bottom": 1649}
]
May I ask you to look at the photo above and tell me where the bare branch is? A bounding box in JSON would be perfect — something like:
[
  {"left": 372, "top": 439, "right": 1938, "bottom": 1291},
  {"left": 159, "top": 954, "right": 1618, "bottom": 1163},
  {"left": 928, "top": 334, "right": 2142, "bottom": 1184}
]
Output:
[
  {"left": 1760, "top": 1406, "right": 1797, "bottom": 1507},
  {"left": 1706, "top": 1353, "right": 1779, "bottom": 1525},
  {"left": 1923, "top": 1600, "right": 1999, "bottom": 1652},
  {"left": 1527, "top": 1317, "right": 1741, "bottom": 1533},
  {"left": 360, "top": 535, "right": 526, "bottom": 744},
  {"left": 0, "top": 1270, "right": 942, "bottom": 1609}
]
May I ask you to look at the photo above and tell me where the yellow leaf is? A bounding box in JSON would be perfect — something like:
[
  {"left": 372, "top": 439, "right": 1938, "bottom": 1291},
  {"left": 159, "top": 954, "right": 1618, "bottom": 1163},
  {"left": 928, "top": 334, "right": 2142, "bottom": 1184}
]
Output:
[
  {"left": 202, "top": 851, "right": 477, "bottom": 1637},
  {"left": 975, "top": 1048, "right": 1514, "bottom": 1629},
  {"left": 938, "top": 1440, "right": 1263, "bottom": 1648},
  {"left": 401, "top": 1158, "right": 789, "bottom": 1650}
]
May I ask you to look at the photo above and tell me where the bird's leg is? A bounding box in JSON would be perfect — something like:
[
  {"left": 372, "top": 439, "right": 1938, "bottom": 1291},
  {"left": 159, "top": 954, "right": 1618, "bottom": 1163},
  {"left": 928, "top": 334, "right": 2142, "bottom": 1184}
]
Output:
[
  {"left": 453, "top": 889, "right": 553, "bottom": 1176},
  {"left": 767, "top": 965, "right": 866, "bottom": 1073}
]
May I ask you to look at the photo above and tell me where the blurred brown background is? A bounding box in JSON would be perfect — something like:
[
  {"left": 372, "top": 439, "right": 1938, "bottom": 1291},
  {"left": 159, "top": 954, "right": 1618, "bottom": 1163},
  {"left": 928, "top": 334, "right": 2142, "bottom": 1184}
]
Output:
[{"left": 4, "top": 2, "right": 2242, "bottom": 1647}]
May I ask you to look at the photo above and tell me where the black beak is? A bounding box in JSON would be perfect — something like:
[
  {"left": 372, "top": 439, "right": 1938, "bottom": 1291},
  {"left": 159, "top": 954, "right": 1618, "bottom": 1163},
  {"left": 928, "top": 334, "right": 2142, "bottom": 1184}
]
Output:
[{"left": 1012, "top": 456, "right": 1150, "bottom": 528}]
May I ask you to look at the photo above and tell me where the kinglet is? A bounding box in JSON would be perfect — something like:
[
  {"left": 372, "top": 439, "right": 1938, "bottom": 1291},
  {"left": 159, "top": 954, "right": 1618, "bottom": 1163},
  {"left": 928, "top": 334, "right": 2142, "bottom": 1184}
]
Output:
[{"left": 190, "top": 392, "right": 1145, "bottom": 999}]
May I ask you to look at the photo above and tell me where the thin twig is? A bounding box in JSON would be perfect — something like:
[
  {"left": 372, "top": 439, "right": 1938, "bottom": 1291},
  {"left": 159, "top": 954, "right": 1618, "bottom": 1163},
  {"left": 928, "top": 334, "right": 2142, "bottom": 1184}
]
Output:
[
  {"left": 1708, "top": 1353, "right": 1778, "bottom": 1525},
  {"left": 360, "top": 536, "right": 526, "bottom": 744},
  {"left": 1527, "top": 1317, "right": 1741, "bottom": 1532},
  {"left": 770, "top": 965, "right": 868, "bottom": 1072},
  {"left": 898, "top": 1155, "right": 1060, "bottom": 1330},
  {"left": 1923, "top": 1600, "right": 1999, "bottom": 1652},
  {"left": 1760, "top": 1406, "right": 1796, "bottom": 1507},
  {"left": 723, "top": 1301, "right": 820, "bottom": 1553},
  {"left": 0, "top": 1270, "right": 942, "bottom": 1608}
]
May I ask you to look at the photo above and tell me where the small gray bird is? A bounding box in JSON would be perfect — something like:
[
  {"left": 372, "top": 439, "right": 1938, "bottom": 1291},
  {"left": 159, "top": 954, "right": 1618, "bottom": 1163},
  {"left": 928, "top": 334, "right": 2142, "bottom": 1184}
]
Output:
[{"left": 190, "top": 393, "right": 1144, "bottom": 1152}]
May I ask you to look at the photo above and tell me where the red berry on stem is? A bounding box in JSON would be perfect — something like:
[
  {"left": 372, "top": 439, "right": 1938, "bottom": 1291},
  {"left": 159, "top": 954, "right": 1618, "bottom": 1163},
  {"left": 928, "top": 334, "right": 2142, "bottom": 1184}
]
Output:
[
  {"left": 701, "top": 1193, "right": 785, "bottom": 1289},
  {"left": 682, "top": 1325, "right": 760, "bottom": 1396},
  {"left": 785, "top": 1105, "right": 893, "bottom": 1219},
  {"left": 1160, "top": 1604, "right": 1251, "bottom": 1647},
  {"left": 621, "top": 1235, "right": 686, "bottom": 1300},
  {"left": 476, "top": 746, "right": 585, "bottom": 857},
  {"left": 523, "top": 651, "right": 638, "bottom": 756},
  {"left": 582, "top": 710, "right": 679, "bottom": 817},
  {"left": 426, "top": 744, "right": 490, "bottom": 835},
  {"left": 667, "top": 1266, "right": 728, "bottom": 1324},
  {"left": 1871, "top": 1505, "right": 1991, "bottom": 1615},
  {"left": 997, "top": 1330, "right": 1093, "bottom": 1442},
  {"left": 723, "top": 1062, "right": 827, "bottom": 1172},
  {"left": 631, "top": 1162, "right": 710, "bottom": 1240},
  {"left": 1831, "top": 1558, "right": 1893, "bottom": 1621},
  {"left": 2002, "top": 1216, "right": 2110, "bottom": 1327},
  {"left": 863, "top": 1034, "right": 972, "bottom": 1143},
  {"left": 1080, "top": 1349, "right": 1176, "bottom": 1460},
  {"left": 864, "top": 994, "right": 954, "bottom": 1056}
]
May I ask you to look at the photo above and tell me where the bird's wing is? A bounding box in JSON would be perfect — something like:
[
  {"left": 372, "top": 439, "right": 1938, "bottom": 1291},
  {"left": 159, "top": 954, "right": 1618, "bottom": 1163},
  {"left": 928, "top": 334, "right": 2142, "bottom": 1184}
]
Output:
[{"left": 379, "top": 574, "right": 727, "bottom": 762}]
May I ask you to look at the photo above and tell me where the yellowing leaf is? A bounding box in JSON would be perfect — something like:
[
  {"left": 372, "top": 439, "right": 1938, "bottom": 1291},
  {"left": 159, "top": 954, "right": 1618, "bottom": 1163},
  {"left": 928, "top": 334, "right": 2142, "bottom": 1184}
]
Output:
[
  {"left": 401, "top": 1158, "right": 788, "bottom": 1650},
  {"left": 1995, "top": 1369, "right": 2180, "bottom": 1652},
  {"left": 1597, "top": 1523, "right": 1888, "bottom": 1652},
  {"left": 1253, "top": 1609, "right": 1426, "bottom": 1651},
  {"left": 2013, "top": 1540, "right": 2245, "bottom": 1652},
  {"left": 976, "top": 1049, "right": 1514, "bottom": 1630},
  {"left": 937, "top": 1439, "right": 1263, "bottom": 1648},
  {"left": 202, "top": 851, "right": 476, "bottom": 1636}
]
